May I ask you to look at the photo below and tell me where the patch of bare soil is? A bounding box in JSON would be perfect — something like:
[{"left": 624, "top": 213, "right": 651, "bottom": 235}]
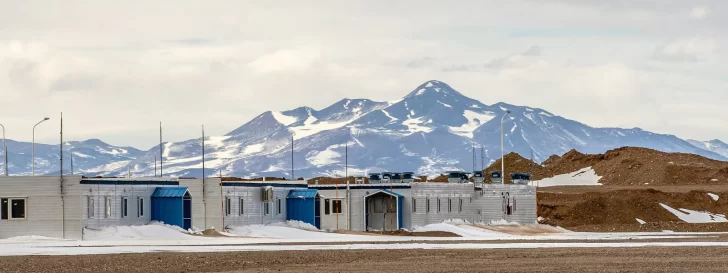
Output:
[
  {"left": 486, "top": 147, "right": 728, "bottom": 186},
  {"left": 200, "top": 229, "right": 229, "bottom": 237},
  {"left": 473, "top": 224, "right": 569, "bottom": 235},
  {"left": 4, "top": 247, "right": 728, "bottom": 273},
  {"left": 538, "top": 188, "right": 728, "bottom": 229},
  {"left": 366, "top": 230, "right": 461, "bottom": 237}
]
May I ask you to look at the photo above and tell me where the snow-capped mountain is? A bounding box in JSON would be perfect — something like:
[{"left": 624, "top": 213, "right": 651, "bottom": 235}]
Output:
[
  {"left": 4, "top": 80, "right": 726, "bottom": 178},
  {"left": 105, "top": 80, "right": 726, "bottom": 178},
  {"left": 687, "top": 139, "right": 728, "bottom": 159},
  {"left": 0, "top": 139, "right": 143, "bottom": 176}
]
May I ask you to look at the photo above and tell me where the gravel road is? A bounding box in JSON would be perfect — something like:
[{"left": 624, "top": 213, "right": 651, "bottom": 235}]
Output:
[{"left": 1, "top": 246, "right": 727, "bottom": 273}]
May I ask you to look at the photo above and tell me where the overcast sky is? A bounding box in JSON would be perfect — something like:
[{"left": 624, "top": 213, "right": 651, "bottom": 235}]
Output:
[{"left": 1, "top": 0, "right": 726, "bottom": 149}]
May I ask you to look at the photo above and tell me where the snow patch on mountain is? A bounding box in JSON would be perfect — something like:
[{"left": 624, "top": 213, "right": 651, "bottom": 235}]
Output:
[
  {"left": 402, "top": 117, "right": 433, "bottom": 134},
  {"left": 307, "top": 144, "right": 343, "bottom": 167},
  {"left": 271, "top": 111, "right": 298, "bottom": 126},
  {"left": 449, "top": 110, "right": 496, "bottom": 138},
  {"left": 242, "top": 143, "right": 265, "bottom": 155}
]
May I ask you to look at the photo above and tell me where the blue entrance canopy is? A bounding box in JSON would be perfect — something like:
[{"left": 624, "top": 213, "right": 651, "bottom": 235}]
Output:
[{"left": 151, "top": 187, "right": 189, "bottom": 198}]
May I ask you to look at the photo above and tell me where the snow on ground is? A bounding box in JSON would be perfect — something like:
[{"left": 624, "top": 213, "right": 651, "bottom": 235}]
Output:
[
  {"left": 414, "top": 223, "right": 508, "bottom": 238},
  {"left": 660, "top": 203, "right": 728, "bottom": 223},
  {"left": 3, "top": 221, "right": 728, "bottom": 256},
  {"left": 636, "top": 218, "right": 646, "bottom": 225},
  {"left": 708, "top": 193, "right": 720, "bottom": 201},
  {"left": 84, "top": 222, "right": 199, "bottom": 241},
  {"left": 530, "top": 167, "right": 602, "bottom": 187}
]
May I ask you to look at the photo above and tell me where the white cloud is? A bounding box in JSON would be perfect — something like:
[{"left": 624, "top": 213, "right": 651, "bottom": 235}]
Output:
[
  {"left": 0, "top": 0, "right": 726, "bottom": 148},
  {"left": 691, "top": 6, "right": 710, "bottom": 19},
  {"left": 248, "top": 48, "right": 321, "bottom": 75},
  {"left": 652, "top": 37, "right": 718, "bottom": 63}
]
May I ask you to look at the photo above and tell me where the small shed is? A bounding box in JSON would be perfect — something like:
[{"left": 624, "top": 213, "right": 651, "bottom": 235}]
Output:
[
  {"left": 286, "top": 189, "right": 321, "bottom": 229},
  {"left": 150, "top": 187, "right": 191, "bottom": 230}
]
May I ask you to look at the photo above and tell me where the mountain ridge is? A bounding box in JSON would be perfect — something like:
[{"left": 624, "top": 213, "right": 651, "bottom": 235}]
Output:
[{"left": 1, "top": 80, "right": 725, "bottom": 178}]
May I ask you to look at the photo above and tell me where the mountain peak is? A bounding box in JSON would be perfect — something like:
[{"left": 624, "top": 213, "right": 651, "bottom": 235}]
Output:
[{"left": 404, "top": 80, "right": 463, "bottom": 99}]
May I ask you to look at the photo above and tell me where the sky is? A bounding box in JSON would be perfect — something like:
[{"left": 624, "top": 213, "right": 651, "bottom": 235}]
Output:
[{"left": 0, "top": 0, "right": 726, "bottom": 150}]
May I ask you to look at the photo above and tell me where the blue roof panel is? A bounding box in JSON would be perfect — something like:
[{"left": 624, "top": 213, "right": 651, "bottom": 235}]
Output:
[
  {"left": 287, "top": 189, "right": 318, "bottom": 199},
  {"left": 151, "top": 187, "right": 189, "bottom": 198}
]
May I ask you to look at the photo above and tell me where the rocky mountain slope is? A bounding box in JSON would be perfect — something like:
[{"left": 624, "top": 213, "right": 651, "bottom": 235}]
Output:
[{"left": 2, "top": 80, "right": 726, "bottom": 178}]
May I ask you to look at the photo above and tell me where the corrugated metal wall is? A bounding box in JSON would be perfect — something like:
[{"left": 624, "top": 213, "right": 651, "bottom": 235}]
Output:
[
  {"left": 151, "top": 196, "right": 183, "bottom": 228},
  {"left": 0, "top": 176, "right": 83, "bottom": 239},
  {"left": 286, "top": 196, "right": 315, "bottom": 227}
]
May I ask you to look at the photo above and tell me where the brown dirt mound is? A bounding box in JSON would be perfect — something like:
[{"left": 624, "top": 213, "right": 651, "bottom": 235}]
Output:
[
  {"left": 484, "top": 152, "right": 547, "bottom": 184},
  {"left": 538, "top": 189, "right": 728, "bottom": 228},
  {"left": 201, "top": 229, "right": 229, "bottom": 237},
  {"left": 486, "top": 147, "right": 728, "bottom": 186},
  {"left": 568, "top": 222, "right": 728, "bottom": 232},
  {"left": 367, "top": 230, "right": 461, "bottom": 237},
  {"left": 307, "top": 177, "right": 368, "bottom": 184}
]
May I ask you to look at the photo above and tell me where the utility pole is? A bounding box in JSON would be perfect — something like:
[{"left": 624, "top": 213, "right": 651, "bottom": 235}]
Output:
[
  {"left": 159, "top": 122, "right": 163, "bottom": 177},
  {"left": 202, "top": 125, "right": 205, "bottom": 179}
]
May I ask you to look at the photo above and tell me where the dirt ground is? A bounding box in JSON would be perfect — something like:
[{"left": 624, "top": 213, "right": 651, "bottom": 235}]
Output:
[
  {"left": 537, "top": 187, "right": 728, "bottom": 231},
  {"left": 2, "top": 247, "right": 728, "bottom": 273}
]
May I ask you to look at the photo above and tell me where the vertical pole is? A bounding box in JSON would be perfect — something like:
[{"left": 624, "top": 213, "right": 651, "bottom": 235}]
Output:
[
  {"left": 70, "top": 154, "right": 73, "bottom": 175},
  {"left": 472, "top": 145, "right": 475, "bottom": 173},
  {"left": 501, "top": 111, "right": 510, "bottom": 183},
  {"left": 481, "top": 147, "right": 485, "bottom": 171},
  {"left": 219, "top": 169, "right": 224, "bottom": 232},
  {"left": 60, "top": 112, "right": 65, "bottom": 238},
  {"left": 291, "top": 133, "right": 294, "bottom": 180},
  {"left": 0, "top": 124, "right": 6, "bottom": 176},
  {"left": 159, "top": 122, "right": 163, "bottom": 177},
  {"left": 202, "top": 125, "right": 205, "bottom": 179},
  {"left": 60, "top": 113, "right": 63, "bottom": 178},
  {"left": 32, "top": 127, "right": 35, "bottom": 176}
]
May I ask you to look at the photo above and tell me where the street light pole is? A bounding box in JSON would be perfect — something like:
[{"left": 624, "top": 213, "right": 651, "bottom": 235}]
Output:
[
  {"left": 500, "top": 110, "right": 511, "bottom": 183},
  {"left": 32, "top": 117, "right": 50, "bottom": 176},
  {"left": 0, "top": 124, "right": 6, "bottom": 176},
  {"left": 291, "top": 132, "right": 295, "bottom": 180}
]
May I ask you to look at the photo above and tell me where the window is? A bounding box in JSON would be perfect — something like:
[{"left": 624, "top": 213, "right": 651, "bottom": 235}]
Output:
[
  {"left": 239, "top": 198, "right": 244, "bottom": 216},
  {"left": 138, "top": 197, "right": 144, "bottom": 217},
  {"left": 459, "top": 198, "right": 463, "bottom": 213},
  {"left": 121, "top": 197, "right": 128, "bottom": 218},
  {"left": 88, "top": 197, "right": 95, "bottom": 219},
  {"left": 332, "top": 200, "right": 342, "bottom": 214},
  {"left": 264, "top": 202, "right": 270, "bottom": 215},
  {"left": 1, "top": 198, "right": 7, "bottom": 220},
  {"left": 225, "top": 197, "right": 231, "bottom": 216},
  {"left": 448, "top": 198, "right": 452, "bottom": 213},
  {"left": 412, "top": 198, "right": 417, "bottom": 213},
  {"left": 277, "top": 198, "right": 282, "bottom": 215},
  {"left": 437, "top": 198, "right": 441, "bottom": 213},
  {"left": 324, "top": 199, "right": 331, "bottom": 215},
  {"left": 9, "top": 198, "right": 26, "bottom": 220},
  {"left": 105, "top": 197, "right": 111, "bottom": 219},
  {"left": 426, "top": 198, "right": 430, "bottom": 213}
]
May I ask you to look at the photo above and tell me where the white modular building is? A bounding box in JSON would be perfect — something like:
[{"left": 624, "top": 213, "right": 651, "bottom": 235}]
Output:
[{"left": 0, "top": 175, "right": 536, "bottom": 239}]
